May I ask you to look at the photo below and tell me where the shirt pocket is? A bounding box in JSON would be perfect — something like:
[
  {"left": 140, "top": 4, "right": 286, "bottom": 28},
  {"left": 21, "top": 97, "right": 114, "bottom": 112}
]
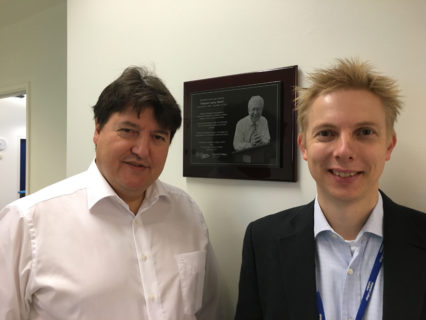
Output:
[{"left": 175, "top": 250, "right": 207, "bottom": 315}]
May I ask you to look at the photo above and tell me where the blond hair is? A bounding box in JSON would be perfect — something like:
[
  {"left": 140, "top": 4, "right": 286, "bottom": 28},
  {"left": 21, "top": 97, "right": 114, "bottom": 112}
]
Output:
[{"left": 296, "top": 58, "right": 402, "bottom": 134}]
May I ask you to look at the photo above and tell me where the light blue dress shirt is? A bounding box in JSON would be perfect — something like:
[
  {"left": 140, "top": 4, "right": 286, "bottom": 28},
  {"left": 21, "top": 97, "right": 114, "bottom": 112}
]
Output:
[{"left": 314, "top": 193, "right": 384, "bottom": 320}]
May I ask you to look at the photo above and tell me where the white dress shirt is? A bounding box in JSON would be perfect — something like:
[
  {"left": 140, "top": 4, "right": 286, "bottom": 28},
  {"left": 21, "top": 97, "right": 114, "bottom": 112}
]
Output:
[
  {"left": 314, "top": 193, "right": 384, "bottom": 320},
  {"left": 0, "top": 162, "right": 220, "bottom": 320},
  {"left": 233, "top": 115, "right": 270, "bottom": 151}
]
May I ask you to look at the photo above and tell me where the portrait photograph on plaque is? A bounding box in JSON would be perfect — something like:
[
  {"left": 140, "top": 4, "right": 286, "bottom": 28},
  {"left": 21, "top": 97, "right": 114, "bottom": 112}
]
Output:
[{"left": 183, "top": 65, "right": 298, "bottom": 182}]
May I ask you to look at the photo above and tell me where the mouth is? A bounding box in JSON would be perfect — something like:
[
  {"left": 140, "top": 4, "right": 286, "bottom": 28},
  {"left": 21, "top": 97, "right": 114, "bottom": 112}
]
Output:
[
  {"left": 123, "top": 161, "right": 148, "bottom": 169},
  {"left": 329, "top": 169, "right": 361, "bottom": 178}
]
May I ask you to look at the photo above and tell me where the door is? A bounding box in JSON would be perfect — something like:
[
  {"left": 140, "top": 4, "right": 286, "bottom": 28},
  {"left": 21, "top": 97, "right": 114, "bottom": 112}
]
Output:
[
  {"left": 0, "top": 93, "right": 27, "bottom": 208},
  {"left": 19, "top": 138, "right": 26, "bottom": 198}
]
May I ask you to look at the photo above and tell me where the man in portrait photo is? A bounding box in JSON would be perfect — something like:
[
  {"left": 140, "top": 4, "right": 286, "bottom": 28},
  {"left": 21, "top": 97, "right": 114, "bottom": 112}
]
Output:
[{"left": 233, "top": 95, "right": 270, "bottom": 151}]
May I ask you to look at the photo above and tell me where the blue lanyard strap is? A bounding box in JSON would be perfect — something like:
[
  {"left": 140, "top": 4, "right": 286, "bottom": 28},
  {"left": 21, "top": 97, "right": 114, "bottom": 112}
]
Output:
[
  {"left": 316, "top": 241, "right": 384, "bottom": 320},
  {"left": 316, "top": 291, "right": 325, "bottom": 320}
]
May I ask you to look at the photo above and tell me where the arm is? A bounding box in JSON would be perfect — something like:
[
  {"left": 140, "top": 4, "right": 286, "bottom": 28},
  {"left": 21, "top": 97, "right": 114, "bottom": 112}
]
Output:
[
  {"left": 233, "top": 120, "right": 252, "bottom": 151},
  {"left": 196, "top": 243, "right": 222, "bottom": 320},
  {"left": 234, "top": 223, "right": 263, "bottom": 320},
  {"left": 259, "top": 117, "right": 270, "bottom": 145},
  {"left": 252, "top": 117, "right": 270, "bottom": 146},
  {"left": 0, "top": 205, "right": 33, "bottom": 320}
]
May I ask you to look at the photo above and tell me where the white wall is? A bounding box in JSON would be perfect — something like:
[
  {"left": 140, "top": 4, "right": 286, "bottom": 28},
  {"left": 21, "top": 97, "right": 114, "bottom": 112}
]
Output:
[
  {"left": 67, "top": 1, "right": 426, "bottom": 318},
  {"left": 0, "top": 97, "right": 26, "bottom": 208},
  {"left": 0, "top": 2, "right": 67, "bottom": 193}
]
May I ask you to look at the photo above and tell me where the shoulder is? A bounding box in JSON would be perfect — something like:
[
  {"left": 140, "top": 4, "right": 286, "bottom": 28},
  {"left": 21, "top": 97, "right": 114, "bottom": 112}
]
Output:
[
  {"left": 247, "top": 201, "right": 314, "bottom": 237},
  {"left": 382, "top": 191, "right": 426, "bottom": 221},
  {"left": 156, "top": 180, "right": 194, "bottom": 201},
  {"left": 382, "top": 191, "right": 426, "bottom": 237},
  {"left": 154, "top": 180, "right": 208, "bottom": 231},
  {"left": 4, "top": 171, "right": 87, "bottom": 214},
  {"left": 381, "top": 192, "right": 426, "bottom": 258},
  {"left": 236, "top": 115, "right": 250, "bottom": 125},
  {"left": 260, "top": 116, "right": 268, "bottom": 123},
  {"left": 155, "top": 180, "right": 203, "bottom": 214}
]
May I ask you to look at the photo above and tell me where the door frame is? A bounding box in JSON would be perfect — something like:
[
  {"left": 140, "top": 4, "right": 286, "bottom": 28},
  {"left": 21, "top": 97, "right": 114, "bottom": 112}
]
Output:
[{"left": 0, "top": 82, "right": 31, "bottom": 195}]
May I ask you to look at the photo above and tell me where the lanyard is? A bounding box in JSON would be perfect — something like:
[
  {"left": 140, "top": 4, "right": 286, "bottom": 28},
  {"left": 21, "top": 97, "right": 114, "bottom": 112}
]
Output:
[{"left": 316, "top": 242, "right": 384, "bottom": 320}]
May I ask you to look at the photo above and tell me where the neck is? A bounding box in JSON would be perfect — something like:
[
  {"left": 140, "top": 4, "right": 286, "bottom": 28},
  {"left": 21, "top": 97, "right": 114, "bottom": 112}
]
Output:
[
  {"left": 128, "top": 198, "right": 144, "bottom": 215},
  {"left": 119, "top": 192, "right": 145, "bottom": 215},
  {"left": 317, "top": 193, "right": 379, "bottom": 240}
]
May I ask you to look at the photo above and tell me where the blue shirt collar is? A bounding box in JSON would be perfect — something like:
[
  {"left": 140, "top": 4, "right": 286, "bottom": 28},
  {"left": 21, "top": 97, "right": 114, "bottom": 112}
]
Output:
[{"left": 314, "top": 192, "right": 384, "bottom": 240}]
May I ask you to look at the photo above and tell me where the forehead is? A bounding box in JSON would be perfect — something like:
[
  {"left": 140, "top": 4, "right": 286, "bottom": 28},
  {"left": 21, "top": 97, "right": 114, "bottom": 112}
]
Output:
[
  {"left": 248, "top": 103, "right": 263, "bottom": 111},
  {"left": 109, "top": 107, "right": 168, "bottom": 131},
  {"left": 306, "top": 89, "right": 387, "bottom": 129}
]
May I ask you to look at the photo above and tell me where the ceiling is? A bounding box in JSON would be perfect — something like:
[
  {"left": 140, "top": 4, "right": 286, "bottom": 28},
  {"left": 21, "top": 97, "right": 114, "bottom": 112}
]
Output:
[{"left": 0, "top": 0, "right": 65, "bottom": 30}]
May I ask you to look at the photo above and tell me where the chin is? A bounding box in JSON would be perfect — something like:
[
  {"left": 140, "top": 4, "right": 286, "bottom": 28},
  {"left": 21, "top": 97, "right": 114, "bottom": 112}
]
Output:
[
  {"left": 330, "top": 189, "right": 365, "bottom": 202},
  {"left": 121, "top": 180, "right": 147, "bottom": 190}
]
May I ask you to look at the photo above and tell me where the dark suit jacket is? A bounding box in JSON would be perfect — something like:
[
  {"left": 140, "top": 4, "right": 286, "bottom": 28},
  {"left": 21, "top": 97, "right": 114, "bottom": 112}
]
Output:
[{"left": 235, "top": 192, "right": 426, "bottom": 320}]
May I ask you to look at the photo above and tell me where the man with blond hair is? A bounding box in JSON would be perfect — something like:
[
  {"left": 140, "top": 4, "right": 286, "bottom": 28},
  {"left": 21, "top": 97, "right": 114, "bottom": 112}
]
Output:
[{"left": 235, "top": 58, "right": 426, "bottom": 320}]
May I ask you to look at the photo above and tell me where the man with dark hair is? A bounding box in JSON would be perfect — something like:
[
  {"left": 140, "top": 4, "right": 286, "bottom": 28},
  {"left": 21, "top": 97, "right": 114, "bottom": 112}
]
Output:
[
  {"left": 235, "top": 59, "right": 426, "bottom": 320},
  {"left": 0, "top": 67, "right": 220, "bottom": 320}
]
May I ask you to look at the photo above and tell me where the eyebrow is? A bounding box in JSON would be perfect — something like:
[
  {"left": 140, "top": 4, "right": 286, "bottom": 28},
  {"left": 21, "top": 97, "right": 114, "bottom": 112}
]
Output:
[
  {"left": 311, "top": 121, "right": 380, "bottom": 131},
  {"left": 354, "top": 121, "right": 380, "bottom": 127},
  {"left": 153, "top": 129, "right": 171, "bottom": 137},
  {"left": 310, "top": 123, "right": 336, "bottom": 133},
  {"left": 119, "top": 121, "right": 140, "bottom": 129},
  {"left": 119, "top": 121, "right": 170, "bottom": 136}
]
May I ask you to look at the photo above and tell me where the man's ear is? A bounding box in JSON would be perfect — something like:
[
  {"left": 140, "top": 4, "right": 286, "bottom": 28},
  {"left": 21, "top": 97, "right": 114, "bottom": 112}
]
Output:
[
  {"left": 385, "top": 133, "right": 397, "bottom": 161},
  {"left": 297, "top": 133, "right": 308, "bottom": 161},
  {"left": 93, "top": 121, "right": 101, "bottom": 145}
]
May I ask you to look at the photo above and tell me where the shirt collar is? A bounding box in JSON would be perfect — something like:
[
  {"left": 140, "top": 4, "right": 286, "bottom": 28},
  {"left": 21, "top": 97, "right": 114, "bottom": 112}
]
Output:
[
  {"left": 137, "top": 179, "right": 169, "bottom": 214},
  {"left": 86, "top": 160, "right": 170, "bottom": 212},
  {"left": 314, "top": 192, "right": 384, "bottom": 239},
  {"left": 86, "top": 160, "right": 119, "bottom": 210}
]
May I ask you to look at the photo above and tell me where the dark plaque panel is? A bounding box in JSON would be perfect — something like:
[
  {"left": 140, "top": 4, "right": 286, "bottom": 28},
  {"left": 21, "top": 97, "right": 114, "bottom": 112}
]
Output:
[{"left": 183, "top": 65, "right": 298, "bottom": 182}]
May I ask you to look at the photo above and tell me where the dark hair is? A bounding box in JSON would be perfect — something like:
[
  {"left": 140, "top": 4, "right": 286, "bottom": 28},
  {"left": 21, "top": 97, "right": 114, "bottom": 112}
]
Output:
[{"left": 93, "top": 66, "right": 182, "bottom": 141}]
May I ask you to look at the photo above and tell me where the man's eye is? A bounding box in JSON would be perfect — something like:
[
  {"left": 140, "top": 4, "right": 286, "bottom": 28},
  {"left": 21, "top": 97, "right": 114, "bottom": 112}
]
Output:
[
  {"left": 313, "top": 130, "right": 335, "bottom": 141},
  {"left": 317, "top": 130, "right": 333, "bottom": 137},
  {"left": 358, "top": 128, "right": 374, "bottom": 136},
  {"left": 153, "top": 134, "right": 167, "bottom": 142},
  {"left": 117, "top": 128, "right": 138, "bottom": 137}
]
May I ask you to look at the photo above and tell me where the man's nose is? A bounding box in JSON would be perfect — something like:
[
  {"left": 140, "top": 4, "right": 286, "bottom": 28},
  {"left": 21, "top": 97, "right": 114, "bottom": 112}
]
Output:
[
  {"left": 333, "top": 133, "right": 355, "bottom": 160},
  {"left": 131, "top": 135, "right": 150, "bottom": 158}
]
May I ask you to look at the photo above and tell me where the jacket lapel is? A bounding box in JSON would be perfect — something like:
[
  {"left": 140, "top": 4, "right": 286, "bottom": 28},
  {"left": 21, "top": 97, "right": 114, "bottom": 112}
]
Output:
[
  {"left": 277, "top": 202, "right": 318, "bottom": 319},
  {"left": 382, "top": 192, "right": 426, "bottom": 319}
]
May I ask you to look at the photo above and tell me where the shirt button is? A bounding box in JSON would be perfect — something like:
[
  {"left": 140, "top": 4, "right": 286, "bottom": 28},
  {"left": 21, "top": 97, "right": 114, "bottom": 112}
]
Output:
[
  {"left": 141, "top": 254, "right": 147, "bottom": 262},
  {"left": 347, "top": 268, "right": 354, "bottom": 275},
  {"left": 148, "top": 294, "right": 155, "bottom": 301}
]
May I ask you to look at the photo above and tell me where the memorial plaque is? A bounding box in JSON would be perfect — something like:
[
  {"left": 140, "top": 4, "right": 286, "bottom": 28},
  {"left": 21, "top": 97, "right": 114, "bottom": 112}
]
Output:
[{"left": 183, "top": 66, "right": 298, "bottom": 182}]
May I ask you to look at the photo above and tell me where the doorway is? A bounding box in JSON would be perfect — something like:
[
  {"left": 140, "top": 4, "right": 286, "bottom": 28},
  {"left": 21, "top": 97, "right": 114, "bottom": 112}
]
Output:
[
  {"left": 0, "top": 92, "right": 27, "bottom": 208},
  {"left": 19, "top": 138, "right": 27, "bottom": 198}
]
